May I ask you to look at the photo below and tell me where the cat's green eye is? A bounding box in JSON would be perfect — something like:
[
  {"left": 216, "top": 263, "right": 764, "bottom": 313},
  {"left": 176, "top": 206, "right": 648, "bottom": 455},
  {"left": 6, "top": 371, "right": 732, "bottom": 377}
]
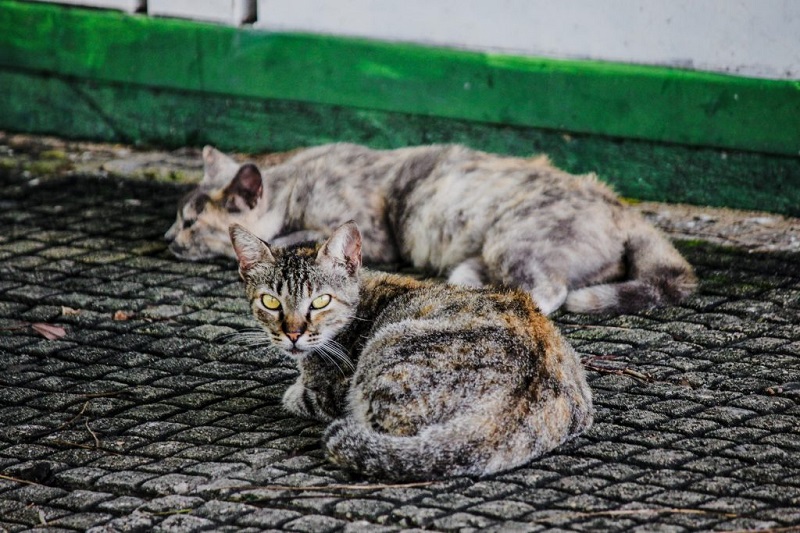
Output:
[
  {"left": 261, "top": 294, "right": 281, "bottom": 310},
  {"left": 311, "top": 294, "right": 332, "bottom": 310}
]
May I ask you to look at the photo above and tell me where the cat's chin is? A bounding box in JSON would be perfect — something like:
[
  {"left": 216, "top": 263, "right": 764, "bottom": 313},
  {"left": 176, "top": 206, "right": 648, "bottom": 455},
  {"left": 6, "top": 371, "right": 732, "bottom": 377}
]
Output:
[{"left": 282, "top": 346, "right": 311, "bottom": 359}]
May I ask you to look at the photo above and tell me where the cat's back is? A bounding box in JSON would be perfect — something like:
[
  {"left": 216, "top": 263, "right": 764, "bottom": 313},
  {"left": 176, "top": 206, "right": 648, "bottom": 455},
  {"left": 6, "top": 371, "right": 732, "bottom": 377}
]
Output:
[
  {"left": 359, "top": 272, "right": 570, "bottom": 372},
  {"left": 394, "top": 143, "right": 619, "bottom": 209},
  {"left": 277, "top": 144, "right": 452, "bottom": 264},
  {"left": 282, "top": 143, "right": 433, "bottom": 182},
  {"left": 339, "top": 273, "right": 594, "bottom": 476},
  {"left": 386, "top": 144, "right": 623, "bottom": 271}
]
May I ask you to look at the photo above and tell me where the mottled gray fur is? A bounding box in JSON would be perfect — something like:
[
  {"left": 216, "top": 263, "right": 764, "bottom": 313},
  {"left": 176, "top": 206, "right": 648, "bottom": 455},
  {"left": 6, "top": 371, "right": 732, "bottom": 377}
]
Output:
[
  {"left": 229, "top": 222, "right": 593, "bottom": 480},
  {"left": 169, "top": 143, "right": 696, "bottom": 314}
]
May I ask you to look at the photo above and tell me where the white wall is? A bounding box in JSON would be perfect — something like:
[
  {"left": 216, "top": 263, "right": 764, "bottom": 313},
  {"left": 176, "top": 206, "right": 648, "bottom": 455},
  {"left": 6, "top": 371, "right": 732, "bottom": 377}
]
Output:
[
  {"left": 25, "top": 0, "right": 256, "bottom": 24},
  {"left": 255, "top": 0, "right": 800, "bottom": 80},
  {"left": 26, "top": 0, "right": 800, "bottom": 79}
]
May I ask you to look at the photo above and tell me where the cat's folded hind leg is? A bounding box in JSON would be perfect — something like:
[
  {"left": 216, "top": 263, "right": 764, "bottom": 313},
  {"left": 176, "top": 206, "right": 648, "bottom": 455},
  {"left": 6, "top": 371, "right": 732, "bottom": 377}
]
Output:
[
  {"left": 483, "top": 245, "right": 568, "bottom": 315},
  {"left": 447, "top": 257, "right": 489, "bottom": 287}
]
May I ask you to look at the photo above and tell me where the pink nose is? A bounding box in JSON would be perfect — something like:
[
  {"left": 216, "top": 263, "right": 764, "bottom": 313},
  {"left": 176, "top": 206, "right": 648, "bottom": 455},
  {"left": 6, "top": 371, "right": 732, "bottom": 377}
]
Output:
[{"left": 286, "top": 332, "right": 302, "bottom": 343}]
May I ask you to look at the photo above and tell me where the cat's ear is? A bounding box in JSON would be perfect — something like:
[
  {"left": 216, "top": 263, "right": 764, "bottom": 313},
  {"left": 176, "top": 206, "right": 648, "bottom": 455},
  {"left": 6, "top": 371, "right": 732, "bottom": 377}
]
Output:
[
  {"left": 222, "top": 164, "right": 263, "bottom": 212},
  {"left": 229, "top": 224, "right": 275, "bottom": 274},
  {"left": 316, "top": 221, "right": 362, "bottom": 276},
  {"left": 202, "top": 146, "right": 241, "bottom": 188}
]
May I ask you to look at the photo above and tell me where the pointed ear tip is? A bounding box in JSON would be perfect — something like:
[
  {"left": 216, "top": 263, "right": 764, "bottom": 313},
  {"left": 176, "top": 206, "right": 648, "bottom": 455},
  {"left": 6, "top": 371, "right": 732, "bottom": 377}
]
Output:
[
  {"left": 343, "top": 220, "right": 360, "bottom": 232},
  {"left": 228, "top": 223, "right": 250, "bottom": 241},
  {"left": 242, "top": 163, "right": 262, "bottom": 177}
]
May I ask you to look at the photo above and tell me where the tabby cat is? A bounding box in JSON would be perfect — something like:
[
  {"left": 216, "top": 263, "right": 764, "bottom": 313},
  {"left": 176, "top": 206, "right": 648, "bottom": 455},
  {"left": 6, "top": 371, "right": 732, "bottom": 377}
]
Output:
[
  {"left": 168, "top": 143, "right": 696, "bottom": 315},
  {"left": 229, "top": 221, "right": 593, "bottom": 480}
]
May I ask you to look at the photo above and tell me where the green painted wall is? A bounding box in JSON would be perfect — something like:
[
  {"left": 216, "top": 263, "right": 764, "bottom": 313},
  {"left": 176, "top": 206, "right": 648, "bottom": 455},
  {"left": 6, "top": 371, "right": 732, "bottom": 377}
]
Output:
[{"left": 0, "top": 0, "right": 798, "bottom": 214}]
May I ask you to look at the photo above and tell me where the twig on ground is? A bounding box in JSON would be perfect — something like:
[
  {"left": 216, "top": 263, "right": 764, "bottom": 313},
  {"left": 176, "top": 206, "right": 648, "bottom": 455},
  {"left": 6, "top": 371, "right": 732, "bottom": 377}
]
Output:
[
  {"left": 582, "top": 356, "right": 654, "bottom": 383},
  {"left": 48, "top": 439, "right": 121, "bottom": 456},
  {"left": 573, "top": 508, "right": 737, "bottom": 519},
  {"left": 85, "top": 420, "right": 101, "bottom": 448},
  {"left": 0, "top": 473, "right": 41, "bottom": 486},
  {"left": 57, "top": 401, "right": 90, "bottom": 431},
  {"left": 226, "top": 481, "right": 435, "bottom": 493},
  {"left": 147, "top": 509, "right": 194, "bottom": 517}
]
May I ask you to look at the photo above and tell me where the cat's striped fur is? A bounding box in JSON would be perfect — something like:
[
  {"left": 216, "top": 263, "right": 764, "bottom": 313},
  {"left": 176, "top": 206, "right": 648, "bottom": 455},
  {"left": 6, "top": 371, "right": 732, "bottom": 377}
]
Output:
[
  {"left": 169, "top": 143, "right": 696, "bottom": 314},
  {"left": 230, "top": 221, "right": 593, "bottom": 480}
]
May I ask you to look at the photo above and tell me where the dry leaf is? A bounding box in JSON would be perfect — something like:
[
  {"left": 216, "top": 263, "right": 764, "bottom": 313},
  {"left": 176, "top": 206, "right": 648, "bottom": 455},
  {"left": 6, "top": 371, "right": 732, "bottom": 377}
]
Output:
[
  {"left": 61, "top": 306, "right": 81, "bottom": 316},
  {"left": 113, "top": 310, "right": 133, "bottom": 321},
  {"left": 31, "top": 323, "right": 66, "bottom": 340}
]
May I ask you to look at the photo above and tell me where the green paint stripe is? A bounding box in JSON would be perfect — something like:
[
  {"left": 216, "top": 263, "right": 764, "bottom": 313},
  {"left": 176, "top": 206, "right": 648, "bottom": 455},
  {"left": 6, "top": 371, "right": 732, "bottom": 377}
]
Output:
[
  {"left": 2, "top": 70, "right": 799, "bottom": 216},
  {"left": 1, "top": 0, "right": 799, "bottom": 156}
]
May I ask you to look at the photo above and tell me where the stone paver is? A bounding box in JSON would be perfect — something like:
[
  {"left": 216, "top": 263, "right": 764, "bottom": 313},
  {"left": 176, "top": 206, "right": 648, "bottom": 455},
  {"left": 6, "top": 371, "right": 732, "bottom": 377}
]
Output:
[{"left": 1, "top": 147, "right": 799, "bottom": 532}]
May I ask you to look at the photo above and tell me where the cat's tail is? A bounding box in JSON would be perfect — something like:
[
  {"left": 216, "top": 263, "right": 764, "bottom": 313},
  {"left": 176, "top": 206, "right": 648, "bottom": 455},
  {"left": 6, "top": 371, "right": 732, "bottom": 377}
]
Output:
[
  {"left": 323, "top": 419, "right": 484, "bottom": 480},
  {"left": 565, "top": 214, "right": 697, "bottom": 314},
  {"left": 323, "top": 398, "right": 592, "bottom": 481}
]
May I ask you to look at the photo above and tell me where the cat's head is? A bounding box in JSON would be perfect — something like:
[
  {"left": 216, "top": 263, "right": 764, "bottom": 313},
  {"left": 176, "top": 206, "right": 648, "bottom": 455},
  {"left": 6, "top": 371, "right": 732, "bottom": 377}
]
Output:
[
  {"left": 229, "top": 221, "right": 363, "bottom": 359},
  {"left": 165, "top": 146, "right": 263, "bottom": 260}
]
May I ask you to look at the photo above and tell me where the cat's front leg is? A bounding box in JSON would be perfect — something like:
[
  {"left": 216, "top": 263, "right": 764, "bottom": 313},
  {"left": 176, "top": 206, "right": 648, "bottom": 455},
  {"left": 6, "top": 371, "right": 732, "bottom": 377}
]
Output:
[
  {"left": 282, "top": 361, "right": 350, "bottom": 422},
  {"left": 282, "top": 378, "right": 335, "bottom": 422}
]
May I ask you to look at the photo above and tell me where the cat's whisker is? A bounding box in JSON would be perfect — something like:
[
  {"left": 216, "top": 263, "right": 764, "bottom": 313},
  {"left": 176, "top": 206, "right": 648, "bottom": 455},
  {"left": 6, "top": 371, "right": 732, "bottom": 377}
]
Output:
[
  {"left": 327, "top": 339, "right": 355, "bottom": 365},
  {"left": 321, "top": 337, "right": 348, "bottom": 355},
  {"left": 314, "top": 346, "right": 347, "bottom": 377},
  {"left": 242, "top": 340, "right": 268, "bottom": 347},
  {"left": 223, "top": 331, "right": 270, "bottom": 345},
  {"left": 318, "top": 340, "right": 355, "bottom": 374},
  {"left": 318, "top": 340, "right": 355, "bottom": 373},
  {"left": 229, "top": 333, "right": 264, "bottom": 340}
]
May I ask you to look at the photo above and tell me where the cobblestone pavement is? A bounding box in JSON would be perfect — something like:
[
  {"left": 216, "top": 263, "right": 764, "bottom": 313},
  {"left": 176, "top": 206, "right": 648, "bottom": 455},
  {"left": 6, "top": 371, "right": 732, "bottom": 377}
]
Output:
[{"left": 1, "top": 150, "right": 800, "bottom": 532}]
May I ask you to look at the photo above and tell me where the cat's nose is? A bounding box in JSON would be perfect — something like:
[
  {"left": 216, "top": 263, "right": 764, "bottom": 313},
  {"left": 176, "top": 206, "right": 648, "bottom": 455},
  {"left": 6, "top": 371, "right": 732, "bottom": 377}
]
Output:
[
  {"left": 164, "top": 223, "right": 178, "bottom": 242},
  {"left": 286, "top": 332, "right": 302, "bottom": 343}
]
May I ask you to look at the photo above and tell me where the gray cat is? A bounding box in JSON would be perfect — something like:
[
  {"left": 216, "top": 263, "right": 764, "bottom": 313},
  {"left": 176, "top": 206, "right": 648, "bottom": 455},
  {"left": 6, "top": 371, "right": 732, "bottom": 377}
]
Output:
[
  {"left": 229, "top": 221, "right": 593, "bottom": 480},
  {"left": 169, "top": 143, "right": 696, "bottom": 314}
]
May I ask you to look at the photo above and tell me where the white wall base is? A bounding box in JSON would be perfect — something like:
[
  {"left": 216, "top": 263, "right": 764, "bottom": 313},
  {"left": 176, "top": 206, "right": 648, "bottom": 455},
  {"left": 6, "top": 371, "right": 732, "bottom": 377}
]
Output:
[
  {"left": 148, "top": 0, "right": 256, "bottom": 25},
  {"left": 25, "top": 0, "right": 144, "bottom": 12}
]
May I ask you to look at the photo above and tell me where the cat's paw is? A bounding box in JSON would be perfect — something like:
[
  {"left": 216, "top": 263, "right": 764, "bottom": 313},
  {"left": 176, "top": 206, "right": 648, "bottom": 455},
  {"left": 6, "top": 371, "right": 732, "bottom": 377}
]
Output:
[
  {"left": 447, "top": 258, "right": 487, "bottom": 287},
  {"left": 282, "top": 381, "right": 334, "bottom": 422},
  {"left": 282, "top": 381, "right": 313, "bottom": 418},
  {"left": 530, "top": 284, "right": 568, "bottom": 315}
]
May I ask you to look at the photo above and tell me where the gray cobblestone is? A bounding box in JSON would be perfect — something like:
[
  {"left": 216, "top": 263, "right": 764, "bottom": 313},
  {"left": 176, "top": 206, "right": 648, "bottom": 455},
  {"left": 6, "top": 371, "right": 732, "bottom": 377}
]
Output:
[
  {"left": 236, "top": 507, "right": 304, "bottom": 528},
  {"left": 283, "top": 514, "right": 347, "bottom": 533},
  {"left": 152, "top": 513, "right": 217, "bottom": 532},
  {"left": 468, "top": 499, "right": 535, "bottom": 519},
  {"left": 1, "top": 161, "right": 800, "bottom": 532},
  {"left": 432, "top": 511, "right": 495, "bottom": 530},
  {"left": 342, "top": 520, "right": 401, "bottom": 532},
  {"left": 49, "top": 511, "right": 115, "bottom": 529}
]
